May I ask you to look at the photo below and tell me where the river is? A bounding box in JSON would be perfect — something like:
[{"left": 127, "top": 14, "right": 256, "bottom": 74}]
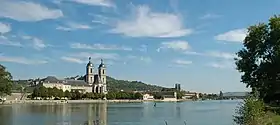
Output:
[{"left": 0, "top": 100, "right": 242, "bottom": 125}]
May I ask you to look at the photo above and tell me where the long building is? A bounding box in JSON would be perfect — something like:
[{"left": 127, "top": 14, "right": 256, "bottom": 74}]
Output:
[{"left": 40, "top": 57, "right": 107, "bottom": 94}]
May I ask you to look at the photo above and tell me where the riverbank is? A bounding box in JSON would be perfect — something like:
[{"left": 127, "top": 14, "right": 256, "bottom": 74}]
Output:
[{"left": 0, "top": 99, "right": 191, "bottom": 105}]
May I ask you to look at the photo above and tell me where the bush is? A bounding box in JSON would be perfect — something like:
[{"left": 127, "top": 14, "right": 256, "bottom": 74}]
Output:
[{"left": 233, "top": 94, "right": 273, "bottom": 125}]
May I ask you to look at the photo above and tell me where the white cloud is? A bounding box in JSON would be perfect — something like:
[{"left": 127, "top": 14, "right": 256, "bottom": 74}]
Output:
[
  {"left": 90, "top": 14, "right": 112, "bottom": 25},
  {"left": 140, "top": 56, "right": 152, "bottom": 63},
  {"left": 184, "top": 50, "right": 236, "bottom": 60},
  {"left": 69, "top": 0, "right": 114, "bottom": 7},
  {"left": 215, "top": 28, "right": 247, "bottom": 42},
  {"left": 183, "top": 50, "right": 236, "bottom": 69},
  {"left": 0, "top": 36, "right": 22, "bottom": 47},
  {"left": 62, "top": 52, "right": 119, "bottom": 64},
  {"left": 110, "top": 5, "right": 192, "bottom": 38},
  {"left": 21, "top": 36, "right": 48, "bottom": 50},
  {"left": 56, "top": 22, "right": 91, "bottom": 31},
  {"left": 125, "top": 55, "right": 152, "bottom": 64},
  {"left": 208, "top": 61, "right": 235, "bottom": 69},
  {"left": 61, "top": 56, "right": 85, "bottom": 64},
  {"left": 53, "top": 0, "right": 62, "bottom": 5},
  {"left": 200, "top": 13, "right": 221, "bottom": 20},
  {"left": 32, "top": 38, "right": 47, "bottom": 50},
  {"left": 206, "top": 51, "right": 236, "bottom": 60},
  {"left": 126, "top": 55, "right": 137, "bottom": 59},
  {"left": 71, "top": 52, "right": 119, "bottom": 60},
  {"left": 70, "top": 43, "right": 132, "bottom": 51},
  {"left": 0, "top": 22, "right": 11, "bottom": 34},
  {"left": 183, "top": 51, "right": 204, "bottom": 56},
  {"left": 0, "top": 1, "right": 63, "bottom": 22},
  {"left": 173, "top": 59, "right": 192, "bottom": 65},
  {"left": 0, "top": 55, "right": 47, "bottom": 65},
  {"left": 158, "top": 40, "right": 190, "bottom": 52},
  {"left": 139, "top": 44, "right": 148, "bottom": 52}
]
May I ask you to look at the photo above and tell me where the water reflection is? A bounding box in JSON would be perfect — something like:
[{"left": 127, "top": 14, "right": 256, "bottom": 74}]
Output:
[
  {"left": 0, "top": 106, "right": 13, "bottom": 125},
  {"left": 0, "top": 103, "right": 107, "bottom": 125},
  {"left": 86, "top": 103, "right": 107, "bottom": 125},
  {"left": 176, "top": 104, "right": 181, "bottom": 118},
  {"left": 0, "top": 101, "right": 241, "bottom": 125}
]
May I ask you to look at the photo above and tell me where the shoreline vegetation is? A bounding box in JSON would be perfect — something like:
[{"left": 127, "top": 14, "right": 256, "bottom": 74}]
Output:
[
  {"left": 233, "top": 15, "right": 280, "bottom": 124},
  {"left": 1, "top": 99, "right": 194, "bottom": 105}
]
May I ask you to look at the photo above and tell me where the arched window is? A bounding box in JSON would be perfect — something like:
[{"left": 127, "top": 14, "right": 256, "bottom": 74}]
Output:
[
  {"left": 102, "top": 69, "right": 104, "bottom": 74},
  {"left": 95, "top": 87, "right": 99, "bottom": 93},
  {"left": 90, "top": 68, "right": 92, "bottom": 73}
]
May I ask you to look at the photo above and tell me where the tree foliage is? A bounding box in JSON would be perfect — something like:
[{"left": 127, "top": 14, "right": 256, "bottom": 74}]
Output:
[
  {"left": 233, "top": 94, "right": 274, "bottom": 125},
  {"left": 30, "top": 86, "right": 143, "bottom": 100},
  {"left": 0, "top": 64, "right": 13, "bottom": 97},
  {"left": 235, "top": 15, "right": 280, "bottom": 103},
  {"left": 106, "top": 76, "right": 165, "bottom": 92}
]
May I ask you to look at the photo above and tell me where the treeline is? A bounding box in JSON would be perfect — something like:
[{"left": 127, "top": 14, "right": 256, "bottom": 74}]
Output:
[
  {"left": 12, "top": 76, "right": 166, "bottom": 93},
  {"left": 105, "top": 76, "right": 165, "bottom": 92},
  {"left": 29, "top": 86, "right": 143, "bottom": 100},
  {"left": 75, "top": 75, "right": 165, "bottom": 92}
]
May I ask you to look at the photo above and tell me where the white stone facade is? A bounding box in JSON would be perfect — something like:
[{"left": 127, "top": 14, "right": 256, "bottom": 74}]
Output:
[
  {"left": 41, "top": 57, "right": 107, "bottom": 94},
  {"left": 143, "top": 94, "right": 154, "bottom": 100}
]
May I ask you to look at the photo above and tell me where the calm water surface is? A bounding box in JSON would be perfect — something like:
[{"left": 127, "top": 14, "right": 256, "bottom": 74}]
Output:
[{"left": 0, "top": 100, "right": 241, "bottom": 125}]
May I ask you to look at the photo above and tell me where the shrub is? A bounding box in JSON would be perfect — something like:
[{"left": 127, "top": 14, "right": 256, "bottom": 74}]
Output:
[{"left": 233, "top": 94, "right": 272, "bottom": 125}]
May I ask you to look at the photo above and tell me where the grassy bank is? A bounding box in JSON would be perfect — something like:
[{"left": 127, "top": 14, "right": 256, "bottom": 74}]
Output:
[{"left": 234, "top": 95, "right": 280, "bottom": 125}]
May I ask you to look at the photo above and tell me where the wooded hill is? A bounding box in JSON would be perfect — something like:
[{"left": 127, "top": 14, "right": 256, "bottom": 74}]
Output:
[
  {"left": 13, "top": 76, "right": 166, "bottom": 92},
  {"left": 106, "top": 76, "right": 165, "bottom": 92}
]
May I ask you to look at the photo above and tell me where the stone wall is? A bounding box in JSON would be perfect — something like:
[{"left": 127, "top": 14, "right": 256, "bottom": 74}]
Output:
[{"left": 4, "top": 93, "right": 31, "bottom": 100}]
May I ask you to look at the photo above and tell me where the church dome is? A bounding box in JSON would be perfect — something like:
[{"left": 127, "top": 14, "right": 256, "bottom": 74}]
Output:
[
  {"left": 99, "top": 63, "right": 105, "bottom": 68},
  {"left": 99, "top": 59, "right": 105, "bottom": 68},
  {"left": 87, "top": 62, "right": 93, "bottom": 67},
  {"left": 87, "top": 57, "right": 93, "bottom": 67}
]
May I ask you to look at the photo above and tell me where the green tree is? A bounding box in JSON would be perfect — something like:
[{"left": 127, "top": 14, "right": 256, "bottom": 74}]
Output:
[
  {"left": 153, "top": 92, "right": 163, "bottom": 99},
  {"left": 233, "top": 94, "right": 273, "bottom": 125},
  {"left": 134, "top": 92, "right": 142, "bottom": 99},
  {"left": 71, "top": 90, "right": 82, "bottom": 100},
  {"left": 57, "top": 89, "right": 64, "bottom": 99},
  {"left": 235, "top": 15, "right": 280, "bottom": 103},
  {"left": 47, "top": 88, "right": 54, "bottom": 98},
  {"left": 176, "top": 91, "right": 183, "bottom": 99},
  {"left": 106, "top": 92, "right": 116, "bottom": 100},
  {"left": 0, "top": 64, "right": 12, "bottom": 97},
  {"left": 64, "top": 90, "right": 71, "bottom": 99},
  {"left": 31, "top": 87, "right": 39, "bottom": 98},
  {"left": 38, "top": 86, "right": 48, "bottom": 99}
]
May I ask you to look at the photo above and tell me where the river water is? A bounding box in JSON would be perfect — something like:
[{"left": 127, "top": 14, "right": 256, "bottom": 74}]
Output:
[{"left": 0, "top": 100, "right": 241, "bottom": 125}]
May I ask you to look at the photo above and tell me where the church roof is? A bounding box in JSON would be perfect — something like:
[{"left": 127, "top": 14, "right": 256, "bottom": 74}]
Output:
[
  {"left": 87, "top": 57, "right": 93, "bottom": 67},
  {"left": 94, "top": 74, "right": 103, "bottom": 84},
  {"left": 42, "top": 76, "right": 91, "bottom": 87},
  {"left": 42, "top": 76, "right": 62, "bottom": 83},
  {"left": 64, "top": 80, "right": 91, "bottom": 86}
]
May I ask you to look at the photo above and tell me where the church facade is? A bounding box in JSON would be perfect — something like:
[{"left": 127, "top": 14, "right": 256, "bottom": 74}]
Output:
[
  {"left": 40, "top": 57, "right": 107, "bottom": 94},
  {"left": 85, "top": 57, "right": 107, "bottom": 94}
]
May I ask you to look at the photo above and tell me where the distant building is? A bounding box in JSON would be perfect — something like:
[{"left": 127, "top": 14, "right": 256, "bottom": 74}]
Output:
[
  {"left": 142, "top": 94, "right": 154, "bottom": 100},
  {"left": 162, "top": 91, "right": 177, "bottom": 101},
  {"left": 182, "top": 92, "right": 199, "bottom": 99},
  {"left": 40, "top": 57, "right": 107, "bottom": 94},
  {"left": 175, "top": 83, "right": 181, "bottom": 91}
]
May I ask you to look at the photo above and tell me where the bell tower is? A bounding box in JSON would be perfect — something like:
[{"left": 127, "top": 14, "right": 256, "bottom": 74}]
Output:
[
  {"left": 86, "top": 57, "right": 94, "bottom": 84},
  {"left": 98, "top": 59, "right": 106, "bottom": 84}
]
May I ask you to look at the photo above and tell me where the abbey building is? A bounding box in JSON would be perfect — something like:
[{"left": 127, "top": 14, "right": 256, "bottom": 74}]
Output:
[
  {"left": 39, "top": 57, "right": 107, "bottom": 94},
  {"left": 86, "top": 57, "right": 107, "bottom": 94}
]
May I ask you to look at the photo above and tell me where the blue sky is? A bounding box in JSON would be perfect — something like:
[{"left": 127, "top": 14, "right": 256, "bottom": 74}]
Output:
[{"left": 0, "top": 0, "right": 279, "bottom": 93}]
